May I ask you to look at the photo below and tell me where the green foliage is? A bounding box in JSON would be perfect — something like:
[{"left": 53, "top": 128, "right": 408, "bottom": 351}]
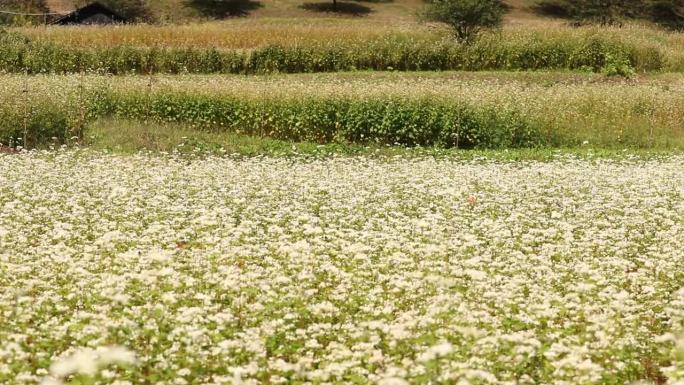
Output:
[
  {"left": 534, "top": 0, "right": 639, "bottom": 25},
  {"left": 0, "top": 86, "right": 543, "bottom": 149},
  {"left": 2, "top": 73, "right": 683, "bottom": 150},
  {"left": 0, "top": 0, "right": 49, "bottom": 26},
  {"left": 0, "top": 31, "right": 664, "bottom": 74},
  {"left": 575, "top": 0, "right": 642, "bottom": 26},
  {"left": 535, "top": 0, "right": 684, "bottom": 30},
  {"left": 0, "top": 102, "right": 70, "bottom": 148},
  {"left": 650, "top": 0, "right": 684, "bottom": 30},
  {"left": 602, "top": 52, "right": 636, "bottom": 77},
  {"left": 421, "top": 0, "right": 506, "bottom": 43},
  {"left": 92, "top": 92, "right": 542, "bottom": 149}
]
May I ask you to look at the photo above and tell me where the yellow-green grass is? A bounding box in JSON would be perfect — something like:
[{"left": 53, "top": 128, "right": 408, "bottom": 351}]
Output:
[
  {"left": 1, "top": 72, "right": 683, "bottom": 149},
  {"left": 13, "top": 18, "right": 429, "bottom": 49},
  {"left": 85, "top": 118, "right": 361, "bottom": 156},
  {"left": 86, "top": 118, "right": 682, "bottom": 159},
  {"left": 12, "top": 20, "right": 684, "bottom": 72}
]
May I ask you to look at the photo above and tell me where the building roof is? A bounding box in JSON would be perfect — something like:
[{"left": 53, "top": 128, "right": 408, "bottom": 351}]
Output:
[{"left": 52, "top": 2, "right": 126, "bottom": 25}]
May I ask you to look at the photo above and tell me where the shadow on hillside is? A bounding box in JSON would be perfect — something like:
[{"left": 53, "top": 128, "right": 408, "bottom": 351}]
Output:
[
  {"left": 530, "top": 0, "right": 572, "bottom": 18},
  {"left": 184, "top": 0, "right": 263, "bottom": 18},
  {"left": 352, "top": 0, "right": 392, "bottom": 3},
  {"left": 530, "top": 0, "right": 684, "bottom": 30},
  {"left": 300, "top": 1, "right": 372, "bottom": 16}
]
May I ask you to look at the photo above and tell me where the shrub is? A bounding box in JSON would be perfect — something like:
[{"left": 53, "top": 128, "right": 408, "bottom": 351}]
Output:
[
  {"left": 534, "top": 0, "right": 641, "bottom": 25},
  {"left": 421, "top": 0, "right": 506, "bottom": 43},
  {"left": 0, "top": 84, "right": 543, "bottom": 149},
  {"left": 650, "top": 0, "right": 684, "bottom": 30},
  {"left": 534, "top": 0, "right": 684, "bottom": 30},
  {"left": 0, "top": 0, "right": 49, "bottom": 26},
  {"left": 0, "top": 103, "right": 71, "bottom": 148},
  {"left": 99, "top": 92, "right": 542, "bottom": 148}
]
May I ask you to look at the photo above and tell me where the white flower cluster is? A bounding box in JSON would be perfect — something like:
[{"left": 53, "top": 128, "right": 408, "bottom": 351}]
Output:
[
  {"left": 0, "top": 151, "right": 683, "bottom": 385},
  {"left": 41, "top": 346, "right": 136, "bottom": 385}
]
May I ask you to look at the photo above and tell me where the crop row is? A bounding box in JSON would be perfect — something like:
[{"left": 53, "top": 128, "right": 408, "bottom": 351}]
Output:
[
  {"left": 1, "top": 74, "right": 682, "bottom": 149},
  {"left": 0, "top": 28, "right": 669, "bottom": 74},
  {"left": 13, "top": 19, "right": 684, "bottom": 60}
]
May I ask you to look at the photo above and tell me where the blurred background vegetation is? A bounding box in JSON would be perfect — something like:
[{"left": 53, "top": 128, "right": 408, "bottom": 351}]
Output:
[{"left": 0, "top": 0, "right": 680, "bottom": 27}]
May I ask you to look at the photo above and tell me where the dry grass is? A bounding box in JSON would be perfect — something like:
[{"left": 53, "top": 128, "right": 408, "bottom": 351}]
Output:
[
  {"left": 44, "top": 0, "right": 74, "bottom": 13},
  {"left": 503, "top": 21, "right": 684, "bottom": 71},
  {"left": 5, "top": 12, "right": 460, "bottom": 52},
  {"left": 13, "top": 18, "right": 684, "bottom": 71},
  {"left": 14, "top": 18, "right": 433, "bottom": 49}
]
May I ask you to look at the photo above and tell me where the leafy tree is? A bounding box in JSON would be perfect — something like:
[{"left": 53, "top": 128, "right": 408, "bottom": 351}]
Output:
[
  {"left": 0, "top": 0, "right": 49, "bottom": 26},
  {"left": 421, "top": 0, "right": 507, "bottom": 44},
  {"left": 572, "top": 0, "right": 643, "bottom": 25},
  {"left": 534, "top": 0, "right": 684, "bottom": 29},
  {"left": 650, "top": 0, "right": 684, "bottom": 30},
  {"left": 535, "top": 0, "right": 641, "bottom": 26}
]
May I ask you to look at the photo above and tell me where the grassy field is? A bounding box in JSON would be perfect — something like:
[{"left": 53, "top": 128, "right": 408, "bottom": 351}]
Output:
[
  {"left": 83, "top": 119, "right": 684, "bottom": 158},
  {"left": 12, "top": 18, "right": 682, "bottom": 51}
]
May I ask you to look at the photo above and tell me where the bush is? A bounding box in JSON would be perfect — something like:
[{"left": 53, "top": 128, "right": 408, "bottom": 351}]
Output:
[
  {"left": 421, "top": 0, "right": 507, "bottom": 43},
  {"left": 534, "top": 0, "right": 684, "bottom": 30},
  {"left": 96, "top": 92, "right": 542, "bottom": 148},
  {"left": 650, "top": 0, "right": 684, "bottom": 30},
  {"left": 0, "top": 103, "right": 71, "bottom": 148},
  {"left": 1, "top": 86, "right": 543, "bottom": 149},
  {"left": 534, "top": 0, "right": 641, "bottom": 25},
  {"left": 0, "top": 0, "right": 49, "bottom": 26}
]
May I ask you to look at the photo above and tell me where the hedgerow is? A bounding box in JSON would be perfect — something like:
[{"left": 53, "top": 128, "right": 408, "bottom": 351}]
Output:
[
  {"left": 0, "top": 30, "right": 665, "bottom": 74},
  {"left": 2, "top": 74, "right": 682, "bottom": 149},
  {"left": 101, "top": 93, "right": 540, "bottom": 148}
]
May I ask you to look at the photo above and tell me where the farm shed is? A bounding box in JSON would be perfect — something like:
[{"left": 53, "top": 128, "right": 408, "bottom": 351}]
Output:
[{"left": 52, "top": 2, "right": 126, "bottom": 25}]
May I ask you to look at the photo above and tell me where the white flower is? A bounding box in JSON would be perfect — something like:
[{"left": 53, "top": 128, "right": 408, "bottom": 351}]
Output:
[
  {"left": 47, "top": 346, "right": 136, "bottom": 381},
  {"left": 50, "top": 349, "right": 98, "bottom": 377},
  {"left": 39, "top": 378, "right": 63, "bottom": 385},
  {"left": 417, "top": 341, "right": 454, "bottom": 362},
  {"left": 97, "top": 346, "right": 137, "bottom": 366},
  {"left": 2, "top": 152, "right": 683, "bottom": 384},
  {"left": 378, "top": 377, "right": 409, "bottom": 385}
]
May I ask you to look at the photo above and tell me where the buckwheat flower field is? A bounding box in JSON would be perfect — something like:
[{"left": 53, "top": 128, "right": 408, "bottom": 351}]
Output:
[{"left": 1, "top": 151, "right": 684, "bottom": 385}]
